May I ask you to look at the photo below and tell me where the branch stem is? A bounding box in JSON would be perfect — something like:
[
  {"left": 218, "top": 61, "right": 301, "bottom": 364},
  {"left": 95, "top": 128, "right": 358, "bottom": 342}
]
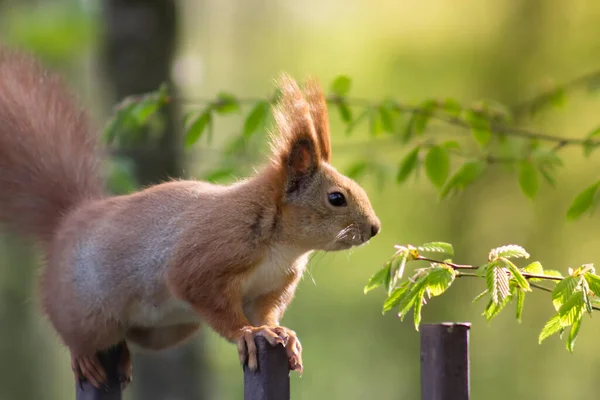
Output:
[{"left": 177, "top": 94, "right": 600, "bottom": 149}]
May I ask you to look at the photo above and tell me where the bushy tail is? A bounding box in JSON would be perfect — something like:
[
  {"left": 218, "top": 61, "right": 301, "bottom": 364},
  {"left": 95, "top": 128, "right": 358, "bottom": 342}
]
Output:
[{"left": 0, "top": 47, "right": 105, "bottom": 243}]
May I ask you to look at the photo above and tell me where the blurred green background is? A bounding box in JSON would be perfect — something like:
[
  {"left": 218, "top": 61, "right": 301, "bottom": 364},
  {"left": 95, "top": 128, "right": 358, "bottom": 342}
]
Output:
[{"left": 1, "top": 0, "right": 600, "bottom": 399}]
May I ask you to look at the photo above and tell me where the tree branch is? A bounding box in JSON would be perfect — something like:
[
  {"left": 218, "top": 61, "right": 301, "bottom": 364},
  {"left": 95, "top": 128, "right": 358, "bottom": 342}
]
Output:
[
  {"left": 511, "top": 68, "right": 600, "bottom": 118},
  {"left": 176, "top": 94, "right": 600, "bottom": 149}
]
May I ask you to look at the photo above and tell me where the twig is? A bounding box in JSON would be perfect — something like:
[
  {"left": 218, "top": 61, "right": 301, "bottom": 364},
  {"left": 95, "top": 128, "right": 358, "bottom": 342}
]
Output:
[
  {"left": 458, "top": 274, "right": 600, "bottom": 311},
  {"left": 416, "top": 256, "right": 476, "bottom": 270},
  {"left": 511, "top": 68, "right": 600, "bottom": 118},
  {"left": 417, "top": 256, "right": 564, "bottom": 281},
  {"left": 177, "top": 94, "right": 600, "bottom": 149}
]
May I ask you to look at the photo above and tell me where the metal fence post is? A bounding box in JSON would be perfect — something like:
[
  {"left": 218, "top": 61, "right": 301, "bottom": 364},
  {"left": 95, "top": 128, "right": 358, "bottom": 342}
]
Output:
[
  {"left": 75, "top": 343, "right": 125, "bottom": 400},
  {"left": 420, "top": 323, "right": 471, "bottom": 400},
  {"left": 244, "top": 336, "right": 290, "bottom": 400}
]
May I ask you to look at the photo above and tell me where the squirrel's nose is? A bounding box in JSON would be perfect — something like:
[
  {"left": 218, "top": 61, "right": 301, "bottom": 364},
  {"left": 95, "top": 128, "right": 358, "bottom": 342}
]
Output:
[{"left": 370, "top": 222, "right": 381, "bottom": 238}]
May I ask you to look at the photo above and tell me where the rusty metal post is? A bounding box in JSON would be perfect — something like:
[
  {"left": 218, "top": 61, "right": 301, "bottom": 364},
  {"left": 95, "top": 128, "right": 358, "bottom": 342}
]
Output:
[
  {"left": 244, "top": 336, "right": 290, "bottom": 400},
  {"left": 420, "top": 323, "right": 471, "bottom": 400}
]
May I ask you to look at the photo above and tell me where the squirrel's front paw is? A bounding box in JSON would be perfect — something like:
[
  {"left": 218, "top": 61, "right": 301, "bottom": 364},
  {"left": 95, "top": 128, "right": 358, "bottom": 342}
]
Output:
[
  {"left": 272, "top": 326, "right": 303, "bottom": 373},
  {"left": 236, "top": 325, "right": 303, "bottom": 373},
  {"left": 237, "top": 325, "right": 285, "bottom": 371}
]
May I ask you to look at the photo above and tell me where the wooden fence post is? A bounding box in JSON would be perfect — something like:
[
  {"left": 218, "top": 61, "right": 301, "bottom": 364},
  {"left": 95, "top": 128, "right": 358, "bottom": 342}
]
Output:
[
  {"left": 420, "top": 323, "right": 471, "bottom": 400},
  {"left": 75, "top": 343, "right": 125, "bottom": 400},
  {"left": 244, "top": 336, "right": 290, "bottom": 400}
]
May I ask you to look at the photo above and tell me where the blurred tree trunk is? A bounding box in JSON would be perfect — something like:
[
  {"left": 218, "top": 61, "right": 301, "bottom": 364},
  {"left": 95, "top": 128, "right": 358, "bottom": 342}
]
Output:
[
  {"left": 0, "top": 236, "right": 45, "bottom": 399},
  {"left": 0, "top": 0, "right": 47, "bottom": 397},
  {"left": 100, "top": 1, "right": 211, "bottom": 399}
]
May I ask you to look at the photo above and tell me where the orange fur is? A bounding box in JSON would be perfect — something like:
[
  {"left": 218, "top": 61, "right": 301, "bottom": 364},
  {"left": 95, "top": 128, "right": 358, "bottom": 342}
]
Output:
[{"left": 0, "top": 48, "right": 380, "bottom": 386}]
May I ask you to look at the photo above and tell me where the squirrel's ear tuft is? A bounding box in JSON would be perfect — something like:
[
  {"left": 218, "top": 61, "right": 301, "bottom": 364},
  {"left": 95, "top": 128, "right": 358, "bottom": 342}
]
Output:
[
  {"left": 304, "top": 78, "right": 331, "bottom": 163},
  {"left": 270, "top": 73, "right": 321, "bottom": 192}
]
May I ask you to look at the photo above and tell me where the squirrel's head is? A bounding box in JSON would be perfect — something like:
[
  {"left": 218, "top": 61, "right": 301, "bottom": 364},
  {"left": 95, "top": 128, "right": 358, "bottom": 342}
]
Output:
[{"left": 268, "top": 74, "right": 380, "bottom": 252}]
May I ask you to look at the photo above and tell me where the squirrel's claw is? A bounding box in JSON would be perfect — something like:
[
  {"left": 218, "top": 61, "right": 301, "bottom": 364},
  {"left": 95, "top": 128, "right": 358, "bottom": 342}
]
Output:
[
  {"left": 116, "top": 343, "right": 133, "bottom": 390},
  {"left": 237, "top": 326, "right": 303, "bottom": 374},
  {"left": 71, "top": 353, "right": 108, "bottom": 390},
  {"left": 237, "top": 325, "right": 287, "bottom": 371},
  {"left": 273, "top": 327, "right": 303, "bottom": 374}
]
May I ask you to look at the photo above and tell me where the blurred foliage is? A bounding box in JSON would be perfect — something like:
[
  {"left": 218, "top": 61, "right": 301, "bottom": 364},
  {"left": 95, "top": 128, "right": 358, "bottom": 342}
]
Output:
[
  {"left": 104, "top": 72, "right": 600, "bottom": 219},
  {"left": 0, "top": 0, "right": 96, "bottom": 65}
]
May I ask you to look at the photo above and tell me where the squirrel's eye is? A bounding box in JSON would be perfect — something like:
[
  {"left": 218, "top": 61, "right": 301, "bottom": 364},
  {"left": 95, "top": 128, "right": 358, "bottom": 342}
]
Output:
[{"left": 328, "top": 192, "right": 347, "bottom": 207}]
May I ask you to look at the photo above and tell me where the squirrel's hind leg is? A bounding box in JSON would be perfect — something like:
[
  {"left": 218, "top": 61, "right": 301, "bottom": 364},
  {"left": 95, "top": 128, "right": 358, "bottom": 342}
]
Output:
[{"left": 71, "top": 341, "right": 132, "bottom": 391}]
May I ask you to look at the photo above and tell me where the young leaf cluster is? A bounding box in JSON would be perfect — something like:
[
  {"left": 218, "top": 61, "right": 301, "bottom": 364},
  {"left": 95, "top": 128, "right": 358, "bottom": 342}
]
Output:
[
  {"left": 364, "top": 242, "right": 456, "bottom": 330},
  {"left": 365, "top": 242, "right": 600, "bottom": 352}
]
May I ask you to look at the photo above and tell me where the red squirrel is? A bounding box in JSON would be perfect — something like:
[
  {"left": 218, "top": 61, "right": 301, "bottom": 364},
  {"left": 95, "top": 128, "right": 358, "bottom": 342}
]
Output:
[{"left": 0, "top": 47, "right": 380, "bottom": 389}]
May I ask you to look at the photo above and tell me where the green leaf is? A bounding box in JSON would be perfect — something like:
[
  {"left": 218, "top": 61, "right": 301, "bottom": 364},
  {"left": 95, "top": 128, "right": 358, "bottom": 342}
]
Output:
[
  {"left": 465, "top": 110, "right": 491, "bottom": 147},
  {"left": 397, "top": 276, "right": 427, "bottom": 321},
  {"left": 486, "top": 261, "right": 510, "bottom": 305},
  {"left": 336, "top": 101, "right": 352, "bottom": 123},
  {"left": 543, "top": 270, "right": 564, "bottom": 278},
  {"left": 382, "top": 281, "right": 410, "bottom": 312},
  {"left": 558, "top": 290, "right": 584, "bottom": 326},
  {"left": 131, "top": 97, "right": 161, "bottom": 125},
  {"left": 204, "top": 168, "right": 235, "bottom": 183},
  {"left": 566, "top": 181, "right": 600, "bottom": 220},
  {"left": 488, "top": 245, "right": 530, "bottom": 261},
  {"left": 426, "top": 266, "right": 456, "bottom": 296},
  {"left": 515, "top": 287, "right": 525, "bottom": 322},
  {"left": 417, "top": 242, "right": 454, "bottom": 256},
  {"left": 401, "top": 113, "right": 415, "bottom": 143},
  {"left": 442, "top": 98, "right": 462, "bottom": 117},
  {"left": 566, "top": 317, "right": 582, "bottom": 353},
  {"left": 523, "top": 261, "right": 543, "bottom": 274},
  {"left": 346, "top": 109, "right": 369, "bottom": 136},
  {"left": 549, "top": 87, "right": 566, "bottom": 108},
  {"left": 364, "top": 263, "right": 391, "bottom": 294},
  {"left": 483, "top": 296, "right": 510, "bottom": 321},
  {"left": 369, "top": 107, "right": 383, "bottom": 136},
  {"left": 539, "top": 166, "right": 557, "bottom": 187},
  {"left": 345, "top": 161, "right": 370, "bottom": 180},
  {"left": 185, "top": 109, "right": 212, "bottom": 147},
  {"left": 443, "top": 140, "right": 461, "bottom": 151},
  {"left": 552, "top": 276, "right": 579, "bottom": 311},
  {"left": 582, "top": 285, "right": 593, "bottom": 315},
  {"left": 379, "top": 102, "right": 396, "bottom": 133},
  {"left": 389, "top": 252, "right": 409, "bottom": 293},
  {"left": 523, "top": 261, "right": 544, "bottom": 282},
  {"left": 243, "top": 101, "right": 270, "bottom": 138},
  {"left": 584, "top": 273, "right": 600, "bottom": 297},
  {"left": 424, "top": 146, "right": 450, "bottom": 188},
  {"left": 106, "top": 158, "right": 138, "bottom": 195},
  {"left": 214, "top": 92, "right": 240, "bottom": 114},
  {"left": 519, "top": 160, "right": 539, "bottom": 199},
  {"left": 583, "top": 127, "right": 600, "bottom": 157},
  {"left": 330, "top": 75, "right": 352, "bottom": 96},
  {"left": 396, "top": 146, "right": 420, "bottom": 183},
  {"left": 414, "top": 286, "right": 427, "bottom": 330},
  {"left": 440, "top": 160, "right": 486, "bottom": 199},
  {"left": 414, "top": 113, "right": 431, "bottom": 134},
  {"left": 413, "top": 100, "right": 437, "bottom": 134},
  {"left": 539, "top": 314, "right": 562, "bottom": 343},
  {"left": 500, "top": 258, "right": 531, "bottom": 291}
]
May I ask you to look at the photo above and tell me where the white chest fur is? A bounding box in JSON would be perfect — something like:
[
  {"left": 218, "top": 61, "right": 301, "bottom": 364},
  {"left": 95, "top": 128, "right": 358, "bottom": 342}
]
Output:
[{"left": 242, "top": 243, "right": 310, "bottom": 300}]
